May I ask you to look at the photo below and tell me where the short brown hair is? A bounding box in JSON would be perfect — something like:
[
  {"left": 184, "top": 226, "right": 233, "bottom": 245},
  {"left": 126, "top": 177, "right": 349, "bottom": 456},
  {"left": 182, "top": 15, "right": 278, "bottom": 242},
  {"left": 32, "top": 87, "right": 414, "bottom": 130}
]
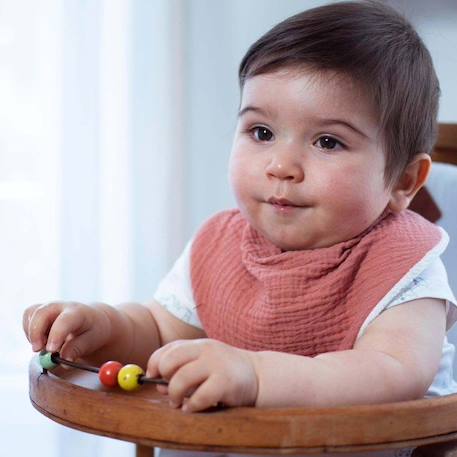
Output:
[{"left": 238, "top": 1, "right": 440, "bottom": 186}]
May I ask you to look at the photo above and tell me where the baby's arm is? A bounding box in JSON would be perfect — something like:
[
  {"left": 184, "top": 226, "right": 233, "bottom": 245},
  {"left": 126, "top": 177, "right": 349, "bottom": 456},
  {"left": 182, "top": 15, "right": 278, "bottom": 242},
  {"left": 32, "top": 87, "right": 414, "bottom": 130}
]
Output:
[
  {"left": 146, "top": 298, "right": 446, "bottom": 412},
  {"left": 252, "top": 297, "right": 446, "bottom": 407},
  {"left": 23, "top": 300, "right": 205, "bottom": 367}
]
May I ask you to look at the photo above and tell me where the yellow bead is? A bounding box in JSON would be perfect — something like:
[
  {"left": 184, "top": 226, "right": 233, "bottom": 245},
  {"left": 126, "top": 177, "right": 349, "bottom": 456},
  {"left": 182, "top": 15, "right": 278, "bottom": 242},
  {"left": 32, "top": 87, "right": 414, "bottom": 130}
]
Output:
[{"left": 117, "top": 364, "right": 144, "bottom": 391}]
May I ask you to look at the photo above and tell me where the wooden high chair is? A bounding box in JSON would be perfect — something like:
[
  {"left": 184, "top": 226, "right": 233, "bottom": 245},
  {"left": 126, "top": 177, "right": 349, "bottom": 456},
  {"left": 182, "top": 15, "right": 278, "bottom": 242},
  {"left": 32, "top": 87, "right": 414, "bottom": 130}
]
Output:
[{"left": 29, "top": 124, "right": 457, "bottom": 457}]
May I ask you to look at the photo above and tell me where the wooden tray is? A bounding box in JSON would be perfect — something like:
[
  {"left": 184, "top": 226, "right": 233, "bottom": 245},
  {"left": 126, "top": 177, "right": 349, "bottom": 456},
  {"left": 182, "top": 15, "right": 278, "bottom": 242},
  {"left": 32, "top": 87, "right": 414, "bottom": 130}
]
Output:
[{"left": 28, "top": 356, "right": 457, "bottom": 454}]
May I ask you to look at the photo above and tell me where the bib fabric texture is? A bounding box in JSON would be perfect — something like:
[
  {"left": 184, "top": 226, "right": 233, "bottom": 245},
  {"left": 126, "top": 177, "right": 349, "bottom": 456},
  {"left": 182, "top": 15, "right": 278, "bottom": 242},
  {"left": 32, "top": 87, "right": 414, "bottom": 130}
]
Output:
[{"left": 191, "top": 209, "right": 443, "bottom": 357}]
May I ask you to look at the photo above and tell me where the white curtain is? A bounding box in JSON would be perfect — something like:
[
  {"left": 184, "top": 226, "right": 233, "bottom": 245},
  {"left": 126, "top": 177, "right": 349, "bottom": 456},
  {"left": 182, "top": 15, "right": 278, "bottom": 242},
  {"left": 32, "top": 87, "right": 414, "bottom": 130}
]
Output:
[
  {"left": 0, "top": 1, "right": 64, "bottom": 455},
  {"left": 0, "top": 0, "right": 186, "bottom": 455}
]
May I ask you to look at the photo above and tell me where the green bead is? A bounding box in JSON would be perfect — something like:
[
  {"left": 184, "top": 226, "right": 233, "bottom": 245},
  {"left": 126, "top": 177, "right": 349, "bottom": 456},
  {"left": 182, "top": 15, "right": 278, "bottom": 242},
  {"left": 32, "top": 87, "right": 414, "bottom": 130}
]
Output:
[{"left": 39, "top": 350, "right": 58, "bottom": 370}]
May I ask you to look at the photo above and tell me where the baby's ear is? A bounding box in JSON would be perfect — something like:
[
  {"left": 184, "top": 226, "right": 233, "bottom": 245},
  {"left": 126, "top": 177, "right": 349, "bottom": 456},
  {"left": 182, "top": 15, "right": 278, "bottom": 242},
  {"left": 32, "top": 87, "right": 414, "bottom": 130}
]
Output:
[{"left": 388, "top": 153, "right": 431, "bottom": 213}]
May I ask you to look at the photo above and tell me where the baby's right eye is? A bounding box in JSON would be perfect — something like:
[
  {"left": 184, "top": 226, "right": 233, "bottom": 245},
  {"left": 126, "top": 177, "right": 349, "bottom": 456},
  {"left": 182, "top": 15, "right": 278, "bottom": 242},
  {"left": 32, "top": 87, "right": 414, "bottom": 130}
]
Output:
[{"left": 251, "top": 126, "right": 274, "bottom": 142}]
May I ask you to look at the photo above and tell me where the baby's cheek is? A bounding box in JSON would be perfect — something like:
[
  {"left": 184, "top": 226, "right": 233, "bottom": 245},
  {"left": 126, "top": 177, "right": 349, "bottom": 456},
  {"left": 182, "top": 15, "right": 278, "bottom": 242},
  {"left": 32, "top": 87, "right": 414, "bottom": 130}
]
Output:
[
  {"left": 228, "top": 167, "right": 243, "bottom": 202},
  {"left": 329, "top": 169, "right": 371, "bottom": 201},
  {"left": 336, "top": 182, "right": 387, "bottom": 229},
  {"left": 322, "top": 173, "right": 374, "bottom": 213},
  {"left": 229, "top": 156, "right": 254, "bottom": 198},
  {"left": 314, "top": 174, "right": 352, "bottom": 206},
  {"left": 228, "top": 154, "right": 241, "bottom": 188}
]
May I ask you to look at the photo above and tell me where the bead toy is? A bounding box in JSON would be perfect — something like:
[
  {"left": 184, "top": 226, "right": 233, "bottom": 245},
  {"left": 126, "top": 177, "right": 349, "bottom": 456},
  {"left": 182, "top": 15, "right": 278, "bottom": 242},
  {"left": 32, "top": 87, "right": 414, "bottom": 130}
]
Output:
[{"left": 39, "top": 350, "right": 167, "bottom": 391}]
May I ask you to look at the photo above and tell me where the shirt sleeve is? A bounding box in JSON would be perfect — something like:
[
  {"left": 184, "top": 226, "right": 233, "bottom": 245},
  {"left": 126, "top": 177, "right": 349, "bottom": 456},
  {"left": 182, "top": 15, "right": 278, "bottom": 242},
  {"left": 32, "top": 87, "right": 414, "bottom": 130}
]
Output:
[
  {"left": 153, "top": 239, "right": 203, "bottom": 329},
  {"left": 358, "top": 256, "right": 457, "bottom": 338},
  {"left": 385, "top": 256, "right": 457, "bottom": 330}
]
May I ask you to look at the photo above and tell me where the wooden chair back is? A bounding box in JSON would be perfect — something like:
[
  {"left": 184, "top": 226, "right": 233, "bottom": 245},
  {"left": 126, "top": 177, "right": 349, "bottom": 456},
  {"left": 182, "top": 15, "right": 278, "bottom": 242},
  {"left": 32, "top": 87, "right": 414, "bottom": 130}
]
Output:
[
  {"left": 434, "top": 123, "right": 457, "bottom": 165},
  {"left": 410, "top": 123, "right": 457, "bottom": 222}
]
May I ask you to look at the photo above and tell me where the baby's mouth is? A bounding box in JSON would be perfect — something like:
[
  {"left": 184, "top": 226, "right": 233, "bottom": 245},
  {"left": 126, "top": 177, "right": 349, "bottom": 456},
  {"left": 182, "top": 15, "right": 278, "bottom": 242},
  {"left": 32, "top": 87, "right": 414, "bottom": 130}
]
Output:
[{"left": 268, "top": 197, "right": 303, "bottom": 208}]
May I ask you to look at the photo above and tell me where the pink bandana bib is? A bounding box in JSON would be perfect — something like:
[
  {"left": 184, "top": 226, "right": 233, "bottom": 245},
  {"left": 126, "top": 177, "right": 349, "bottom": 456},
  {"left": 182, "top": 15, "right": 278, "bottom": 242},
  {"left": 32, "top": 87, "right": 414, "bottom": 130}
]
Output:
[{"left": 191, "top": 209, "right": 443, "bottom": 356}]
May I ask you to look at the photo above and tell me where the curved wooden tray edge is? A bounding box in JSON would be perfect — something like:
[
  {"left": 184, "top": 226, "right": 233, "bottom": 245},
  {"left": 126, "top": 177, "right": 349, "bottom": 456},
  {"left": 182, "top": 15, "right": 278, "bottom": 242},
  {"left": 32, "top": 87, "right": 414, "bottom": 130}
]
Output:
[{"left": 29, "top": 357, "right": 457, "bottom": 454}]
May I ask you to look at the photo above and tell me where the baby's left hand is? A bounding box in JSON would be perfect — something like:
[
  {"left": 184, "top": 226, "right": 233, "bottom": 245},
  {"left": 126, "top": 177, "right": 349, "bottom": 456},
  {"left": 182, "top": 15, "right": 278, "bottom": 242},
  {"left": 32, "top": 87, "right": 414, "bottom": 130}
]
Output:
[{"left": 146, "top": 339, "right": 258, "bottom": 412}]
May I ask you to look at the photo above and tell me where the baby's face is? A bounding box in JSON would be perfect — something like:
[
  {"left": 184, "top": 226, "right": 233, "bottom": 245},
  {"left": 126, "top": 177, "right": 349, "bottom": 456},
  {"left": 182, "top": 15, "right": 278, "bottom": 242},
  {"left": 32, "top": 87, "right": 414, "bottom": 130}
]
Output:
[{"left": 229, "top": 69, "right": 393, "bottom": 250}]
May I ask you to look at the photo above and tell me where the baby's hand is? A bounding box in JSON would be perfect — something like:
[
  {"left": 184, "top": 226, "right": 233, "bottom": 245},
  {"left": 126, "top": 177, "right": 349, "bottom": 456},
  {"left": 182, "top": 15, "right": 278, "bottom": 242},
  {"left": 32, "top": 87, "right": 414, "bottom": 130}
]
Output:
[
  {"left": 23, "top": 302, "right": 112, "bottom": 361},
  {"left": 146, "top": 339, "right": 258, "bottom": 413}
]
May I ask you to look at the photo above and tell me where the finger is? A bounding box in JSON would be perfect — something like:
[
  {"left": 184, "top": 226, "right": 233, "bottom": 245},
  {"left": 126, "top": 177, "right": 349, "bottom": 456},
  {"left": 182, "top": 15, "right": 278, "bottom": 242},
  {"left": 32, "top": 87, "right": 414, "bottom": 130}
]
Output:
[
  {"left": 43, "top": 308, "right": 88, "bottom": 353},
  {"left": 147, "top": 340, "right": 201, "bottom": 379},
  {"left": 146, "top": 344, "right": 175, "bottom": 378},
  {"left": 28, "top": 302, "right": 67, "bottom": 351},
  {"left": 156, "top": 384, "right": 169, "bottom": 395},
  {"left": 55, "top": 334, "right": 75, "bottom": 369},
  {"left": 148, "top": 339, "right": 192, "bottom": 363},
  {"left": 23, "top": 304, "right": 41, "bottom": 342},
  {"left": 58, "top": 325, "right": 106, "bottom": 362},
  {"left": 167, "top": 360, "right": 209, "bottom": 408},
  {"left": 182, "top": 375, "right": 222, "bottom": 413}
]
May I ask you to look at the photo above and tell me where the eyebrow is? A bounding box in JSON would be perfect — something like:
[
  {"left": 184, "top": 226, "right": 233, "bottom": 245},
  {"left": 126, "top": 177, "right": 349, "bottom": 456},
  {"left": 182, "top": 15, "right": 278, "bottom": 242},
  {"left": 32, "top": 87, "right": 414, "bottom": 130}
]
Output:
[
  {"left": 238, "top": 105, "right": 369, "bottom": 139},
  {"left": 238, "top": 105, "right": 272, "bottom": 118},
  {"left": 315, "top": 118, "right": 370, "bottom": 139}
]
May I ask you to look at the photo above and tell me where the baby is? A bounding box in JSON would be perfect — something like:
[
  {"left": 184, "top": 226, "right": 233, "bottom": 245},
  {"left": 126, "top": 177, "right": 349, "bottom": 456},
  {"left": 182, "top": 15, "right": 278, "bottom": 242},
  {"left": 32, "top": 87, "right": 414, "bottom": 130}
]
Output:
[{"left": 24, "top": 0, "right": 456, "bottom": 447}]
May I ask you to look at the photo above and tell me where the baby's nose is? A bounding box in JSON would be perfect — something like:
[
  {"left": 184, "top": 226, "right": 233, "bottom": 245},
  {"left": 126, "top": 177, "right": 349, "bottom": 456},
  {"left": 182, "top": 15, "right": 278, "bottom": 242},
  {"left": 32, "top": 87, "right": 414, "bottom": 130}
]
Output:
[{"left": 265, "top": 152, "right": 304, "bottom": 182}]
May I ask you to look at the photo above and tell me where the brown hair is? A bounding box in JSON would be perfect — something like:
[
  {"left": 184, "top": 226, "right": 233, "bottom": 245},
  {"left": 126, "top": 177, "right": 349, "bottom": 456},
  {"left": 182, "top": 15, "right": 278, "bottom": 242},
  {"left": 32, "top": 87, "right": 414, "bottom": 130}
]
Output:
[{"left": 238, "top": 1, "right": 440, "bottom": 186}]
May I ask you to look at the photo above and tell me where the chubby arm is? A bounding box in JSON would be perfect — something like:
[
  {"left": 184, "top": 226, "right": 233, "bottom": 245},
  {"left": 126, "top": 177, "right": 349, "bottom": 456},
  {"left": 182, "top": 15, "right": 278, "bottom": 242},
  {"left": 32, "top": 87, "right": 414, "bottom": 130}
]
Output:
[
  {"left": 146, "top": 298, "right": 446, "bottom": 412},
  {"left": 23, "top": 299, "right": 205, "bottom": 368},
  {"left": 252, "top": 298, "right": 446, "bottom": 407},
  {"left": 93, "top": 300, "right": 206, "bottom": 367}
]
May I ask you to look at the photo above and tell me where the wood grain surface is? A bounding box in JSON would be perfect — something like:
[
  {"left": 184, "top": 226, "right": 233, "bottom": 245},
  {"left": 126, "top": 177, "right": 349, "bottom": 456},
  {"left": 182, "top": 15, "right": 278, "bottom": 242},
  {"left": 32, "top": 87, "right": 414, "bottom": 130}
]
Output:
[{"left": 29, "top": 357, "right": 457, "bottom": 454}]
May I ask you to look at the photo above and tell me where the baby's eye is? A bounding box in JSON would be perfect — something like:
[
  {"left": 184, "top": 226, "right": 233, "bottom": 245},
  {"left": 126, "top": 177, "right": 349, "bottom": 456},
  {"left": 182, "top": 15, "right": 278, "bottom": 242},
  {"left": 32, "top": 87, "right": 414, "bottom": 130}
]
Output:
[
  {"left": 251, "top": 126, "right": 274, "bottom": 142},
  {"left": 314, "top": 135, "right": 344, "bottom": 150}
]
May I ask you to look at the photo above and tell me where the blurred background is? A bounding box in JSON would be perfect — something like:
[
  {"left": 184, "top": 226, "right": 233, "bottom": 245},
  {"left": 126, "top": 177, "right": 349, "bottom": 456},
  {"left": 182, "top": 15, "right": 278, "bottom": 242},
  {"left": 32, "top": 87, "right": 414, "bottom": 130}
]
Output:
[{"left": 1, "top": 0, "right": 456, "bottom": 455}]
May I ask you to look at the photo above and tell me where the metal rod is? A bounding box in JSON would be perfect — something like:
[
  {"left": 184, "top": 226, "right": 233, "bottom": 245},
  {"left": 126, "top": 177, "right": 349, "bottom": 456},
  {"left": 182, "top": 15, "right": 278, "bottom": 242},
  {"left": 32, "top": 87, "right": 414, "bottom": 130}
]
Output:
[
  {"left": 51, "top": 353, "right": 100, "bottom": 373},
  {"left": 139, "top": 376, "right": 168, "bottom": 386},
  {"left": 50, "top": 352, "right": 169, "bottom": 385}
]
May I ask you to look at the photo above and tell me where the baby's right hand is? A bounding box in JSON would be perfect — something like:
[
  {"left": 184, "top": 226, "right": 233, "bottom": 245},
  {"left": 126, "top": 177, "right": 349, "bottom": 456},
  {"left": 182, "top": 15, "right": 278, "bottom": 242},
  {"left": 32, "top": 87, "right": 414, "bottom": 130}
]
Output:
[{"left": 23, "top": 302, "right": 112, "bottom": 361}]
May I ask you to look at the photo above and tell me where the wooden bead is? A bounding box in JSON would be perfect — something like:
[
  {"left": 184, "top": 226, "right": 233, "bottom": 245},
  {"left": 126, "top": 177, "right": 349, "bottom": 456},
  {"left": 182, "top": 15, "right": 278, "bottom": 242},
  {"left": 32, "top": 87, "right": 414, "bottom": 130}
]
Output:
[
  {"left": 39, "top": 351, "right": 58, "bottom": 370},
  {"left": 117, "top": 364, "right": 144, "bottom": 391},
  {"left": 99, "top": 361, "right": 123, "bottom": 388}
]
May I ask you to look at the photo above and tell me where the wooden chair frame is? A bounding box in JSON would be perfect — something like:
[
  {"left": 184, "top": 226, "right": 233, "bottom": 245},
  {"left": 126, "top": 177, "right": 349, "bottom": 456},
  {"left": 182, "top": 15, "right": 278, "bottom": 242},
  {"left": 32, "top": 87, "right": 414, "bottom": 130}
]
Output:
[
  {"left": 433, "top": 123, "right": 457, "bottom": 166},
  {"left": 29, "top": 124, "right": 457, "bottom": 457}
]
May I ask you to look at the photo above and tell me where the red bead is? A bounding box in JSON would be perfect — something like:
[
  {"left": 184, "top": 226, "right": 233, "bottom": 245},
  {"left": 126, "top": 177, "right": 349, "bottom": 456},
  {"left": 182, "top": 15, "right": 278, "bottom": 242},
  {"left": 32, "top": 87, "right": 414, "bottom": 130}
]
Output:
[{"left": 99, "top": 361, "right": 123, "bottom": 388}]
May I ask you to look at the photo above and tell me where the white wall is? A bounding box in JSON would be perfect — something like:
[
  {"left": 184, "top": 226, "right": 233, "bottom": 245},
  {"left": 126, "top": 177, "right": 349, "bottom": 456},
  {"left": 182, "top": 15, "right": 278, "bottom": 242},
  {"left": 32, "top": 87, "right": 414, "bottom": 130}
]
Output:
[{"left": 394, "top": 0, "right": 457, "bottom": 122}]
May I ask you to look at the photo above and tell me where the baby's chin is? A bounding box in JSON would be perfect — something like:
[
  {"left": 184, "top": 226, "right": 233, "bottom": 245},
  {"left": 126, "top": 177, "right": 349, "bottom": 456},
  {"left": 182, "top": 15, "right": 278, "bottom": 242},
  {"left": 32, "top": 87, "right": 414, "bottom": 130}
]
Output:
[
  {"left": 263, "top": 226, "right": 358, "bottom": 251},
  {"left": 240, "top": 208, "right": 347, "bottom": 251},
  {"left": 259, "top": 228, "right": 321, "bottom": 252}
]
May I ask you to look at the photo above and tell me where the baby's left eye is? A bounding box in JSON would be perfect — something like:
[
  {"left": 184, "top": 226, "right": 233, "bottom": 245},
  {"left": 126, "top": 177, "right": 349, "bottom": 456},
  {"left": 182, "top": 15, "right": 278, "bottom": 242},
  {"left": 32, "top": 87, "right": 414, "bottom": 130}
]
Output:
[{"left": 314, "top": 136, "right": 344, "bottom": 150}]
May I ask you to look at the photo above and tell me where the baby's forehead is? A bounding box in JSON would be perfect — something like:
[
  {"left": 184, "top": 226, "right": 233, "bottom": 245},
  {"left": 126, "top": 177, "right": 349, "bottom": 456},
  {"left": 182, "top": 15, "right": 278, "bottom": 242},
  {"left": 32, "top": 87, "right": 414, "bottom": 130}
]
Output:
[
  {"left": 244, "top": 67, "right": 368, "bottom": 99},
  {"left": 241, "top": 68, "right": 379, "bottom": 128}
]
